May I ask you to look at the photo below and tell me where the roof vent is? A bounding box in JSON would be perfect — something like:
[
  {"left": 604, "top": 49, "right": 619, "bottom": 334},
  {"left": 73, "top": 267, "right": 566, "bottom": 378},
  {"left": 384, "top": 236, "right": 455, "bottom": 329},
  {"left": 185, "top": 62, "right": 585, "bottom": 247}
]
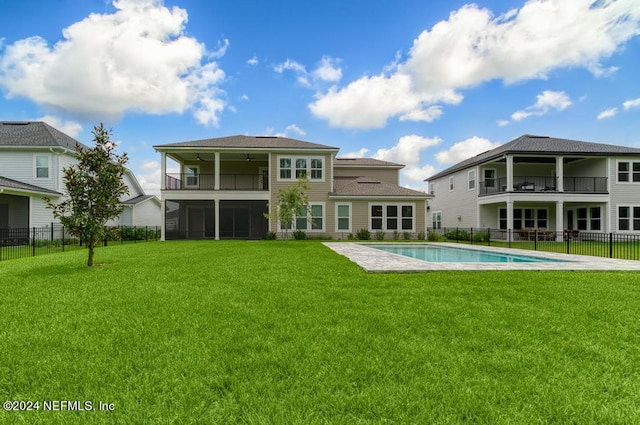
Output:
[{"left": 256, "top": 136, "right": 277, "bottom": 139}]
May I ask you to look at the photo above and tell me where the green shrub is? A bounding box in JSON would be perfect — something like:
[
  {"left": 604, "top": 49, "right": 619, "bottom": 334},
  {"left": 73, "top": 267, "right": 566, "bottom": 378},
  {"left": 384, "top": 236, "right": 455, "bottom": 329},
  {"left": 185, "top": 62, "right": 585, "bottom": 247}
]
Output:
[
  {"left": 417, "top": 231, "right": 426, "bottom": 240},
  {"left": 347, "top": 233, "right": 355, "bottom": 240},
  {"left": 293, "top": 230, "right": 307, "bottom": 240},
  {"left": 473, "top": 231, "right": 490, "bottom": 242},
  {"left": 375, "top": 230, "right": 386, "bottom": 240},
  {"left": 264, "top": 231, "right": 277, "bottom": 240},
  {"left": 445, "top": 229, "right": 470, "bottom": 241},
  {"left": 403, "top": 232, "right": 412, "bottom": 240},
  {"left": 393, "top": 230, "right": 400, "bottom": 240},
  {"left": 356, "top": 229, "right": 371, "bottom": 240},
  {"left": 427, "top": 231, "right": 444, "bottom": 242}
]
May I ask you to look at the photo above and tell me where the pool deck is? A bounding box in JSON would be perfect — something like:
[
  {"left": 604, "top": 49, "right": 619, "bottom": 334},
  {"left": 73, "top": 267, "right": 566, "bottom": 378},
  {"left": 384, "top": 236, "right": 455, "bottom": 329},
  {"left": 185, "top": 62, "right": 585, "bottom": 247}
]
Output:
[{"left": 323, "top": 242, "right": 640, "bottom": 272}]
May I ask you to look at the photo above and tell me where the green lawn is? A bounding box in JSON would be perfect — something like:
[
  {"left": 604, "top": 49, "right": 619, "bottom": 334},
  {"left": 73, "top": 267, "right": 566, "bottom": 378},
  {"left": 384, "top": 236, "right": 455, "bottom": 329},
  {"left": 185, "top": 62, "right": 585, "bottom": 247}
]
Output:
[{"left": 1, "top": 241, "right": 639, "bottom": 424}]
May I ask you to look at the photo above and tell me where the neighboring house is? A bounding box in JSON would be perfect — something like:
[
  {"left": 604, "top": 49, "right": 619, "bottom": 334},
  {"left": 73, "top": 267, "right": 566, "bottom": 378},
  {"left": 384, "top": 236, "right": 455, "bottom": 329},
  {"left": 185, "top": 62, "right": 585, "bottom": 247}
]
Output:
[
  {"left": 425, "top": 134, "right": 640, "bottom": 236},
  {"left": 0, "top": 121, "right": 161, "bottom": 229},
  {"left": 154, "top": 135, "right": 430, "bottom": 240}
]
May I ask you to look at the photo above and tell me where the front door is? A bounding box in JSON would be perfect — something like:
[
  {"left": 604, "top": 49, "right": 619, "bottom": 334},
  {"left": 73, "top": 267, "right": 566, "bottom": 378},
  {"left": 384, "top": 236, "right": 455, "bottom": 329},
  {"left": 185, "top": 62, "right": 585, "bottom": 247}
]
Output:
[{"left": 567, "top": 210, "right": 574, "bottom": 230}]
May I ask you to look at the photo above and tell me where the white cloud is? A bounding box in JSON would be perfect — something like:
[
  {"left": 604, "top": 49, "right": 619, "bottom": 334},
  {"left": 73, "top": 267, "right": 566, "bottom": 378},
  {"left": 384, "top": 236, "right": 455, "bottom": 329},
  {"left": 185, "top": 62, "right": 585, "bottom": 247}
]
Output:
[
  {"left": 136, "top": 159, "right": 179, "bottom": 197},
  {"left": 340, "top": 148, "right": 370, "bottom": 158},
  {"left": 309, "top": 1, "right": 640, "bottom": 129},
  {"left": 36, "top": 115, "right": 82, "bottom": 138},
  {"left": 399, "top": 105, "right": 443, "bottom": 123},
  {"left": 247, "top": 56, "right": 258, "bottom": 66},
  {"left": 312, "top": 56, "right": 342, "bottom": 83},
  {"left": 268, "top": 124, "right": 306, "bottom": 138},
  {"left": 511, "top": 90, "right": 572, "bottom": 121},
  {"left": 597, "top": 107, "right": 618, "bottom": 120},
  {"left": 274, "top": 59, "right": 310, "bottom": 87},
  {"left": 623, "top": 97, "right": 640, "bottom": 110},
  {"left": 435, "top": 136, "right": 500, "bottom": 165},
  {"left": 497, "top": 119, "right": 510, "bottom": 127},
  {"left": 0, "top": 0, "right": 227, "bottom": 125},
  {"left": 372, "top": 135, "right": 442, "bottom": 167},
  {"left": 403, "top": 164, "right": 437, "bottom": 183}
]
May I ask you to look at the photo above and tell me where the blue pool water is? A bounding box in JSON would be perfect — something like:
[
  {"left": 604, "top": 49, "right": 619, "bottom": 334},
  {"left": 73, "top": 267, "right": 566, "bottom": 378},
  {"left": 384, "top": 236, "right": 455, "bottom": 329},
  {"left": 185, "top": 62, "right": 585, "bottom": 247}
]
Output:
[{"left": 369, "top": 244, "right": 567, "bottom": 263}]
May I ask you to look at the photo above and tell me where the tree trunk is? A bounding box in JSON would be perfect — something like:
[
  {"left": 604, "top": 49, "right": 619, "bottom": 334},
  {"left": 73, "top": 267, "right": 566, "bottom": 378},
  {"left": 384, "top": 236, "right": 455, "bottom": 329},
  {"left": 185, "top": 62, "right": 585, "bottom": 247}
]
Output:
[{"left": 87, "top": 238, "right": 95, "bottom": 267}]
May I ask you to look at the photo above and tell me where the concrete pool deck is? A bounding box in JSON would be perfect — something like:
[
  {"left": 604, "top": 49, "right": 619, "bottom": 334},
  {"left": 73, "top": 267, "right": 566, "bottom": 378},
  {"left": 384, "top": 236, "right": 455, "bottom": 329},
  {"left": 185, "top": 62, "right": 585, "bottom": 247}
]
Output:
[{"left": 323, "top": 242, "right": 640, "bottom": 272}]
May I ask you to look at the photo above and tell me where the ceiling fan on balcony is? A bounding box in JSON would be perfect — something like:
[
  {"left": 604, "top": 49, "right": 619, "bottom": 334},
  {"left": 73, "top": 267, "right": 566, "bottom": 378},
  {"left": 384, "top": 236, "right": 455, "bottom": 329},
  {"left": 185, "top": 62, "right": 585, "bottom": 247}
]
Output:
[
  {"left": 196, "top": 154, "right": 205, "bottom": 161},
  {"left": 246, "top": 154, "right": 255, "bottom": 162}
]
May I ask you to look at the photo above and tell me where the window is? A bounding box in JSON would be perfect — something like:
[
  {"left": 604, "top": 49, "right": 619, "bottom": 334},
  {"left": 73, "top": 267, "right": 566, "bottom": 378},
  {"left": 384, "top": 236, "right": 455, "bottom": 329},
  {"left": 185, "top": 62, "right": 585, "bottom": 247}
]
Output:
[
  {"left": 386, "top": 205, "right": 398, "bottom": 230},
  {"left": 294, "top": 203, "right": 324, "bottom": 231},
  {"left": 484, "top": 169, "right": 496, "bottom": 188},
  {"left": 577, "top": 208, "right": 588, "bottom": 231},
  {"left": 311, "top": 158, "right": 323, "bottom": 179},
  {"left": 336, "top": 204, "right": 351, "bottom": 231},
  {"left": 185, "top": 165, "right": 199, "bottom": 187},
  {"left": 279, "top": 158, "right": 291, "bottom": 179},
  {"left": 468, "top": 170, "right": 476, "bottom": 190},
  {"left": 590, "top": 207, "right": 601, "bottom": 231},
  {"left": 432, "top": 211, "right": 442, "bottom": 229},
  {"left": 449, "top": 176, "right": 455, "bottom": 191},
  {"left": 500, "top": 207, "right": 548, "bottom": 229},
  {"left": 370, "top": 203, "right": 414, "bottom": 231},
  {"left": 278, "top": 156, "right": 325, "bottom": 181},
  {"left": 35, "top": 155, "right": 50, "bottom": 179},
  {"left": 402, "top": 206, "right": 413, "bottom": 230},
  {"left": 617, "top": 161, "right": 640, "bottom": 183},
  {"left": 295, "top": 158, "right": 307, "bottom": 178},
  {"left": 618, "top": 206, "right": 640, "bottom": 231}
]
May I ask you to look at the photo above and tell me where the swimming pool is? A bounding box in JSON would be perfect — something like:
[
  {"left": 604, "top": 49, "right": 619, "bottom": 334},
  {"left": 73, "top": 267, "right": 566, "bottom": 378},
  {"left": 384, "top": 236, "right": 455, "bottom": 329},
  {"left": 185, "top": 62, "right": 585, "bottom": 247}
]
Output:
[{"left": 369, "top": 244, "right": 566, "bottom": 263}]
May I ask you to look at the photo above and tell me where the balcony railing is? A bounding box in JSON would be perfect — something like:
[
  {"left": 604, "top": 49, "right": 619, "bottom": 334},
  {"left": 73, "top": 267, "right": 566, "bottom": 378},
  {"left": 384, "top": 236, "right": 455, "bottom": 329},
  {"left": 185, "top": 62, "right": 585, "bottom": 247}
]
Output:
[
  {"left": 480, "top": 176, "right": 607, "bottom": 196},
  {"left": 165, "top": 174, "right": 269, "bottom": 191}
]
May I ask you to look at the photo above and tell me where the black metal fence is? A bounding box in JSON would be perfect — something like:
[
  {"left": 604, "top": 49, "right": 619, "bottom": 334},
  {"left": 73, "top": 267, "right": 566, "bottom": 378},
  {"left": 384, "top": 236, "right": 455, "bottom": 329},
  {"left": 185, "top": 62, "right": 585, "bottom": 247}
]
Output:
[
  {"left": 427, "top": 227, "right": 640, "bottom": 261},
  {"left": 0, "top": 225, "right": 161, "bottom": 262}
]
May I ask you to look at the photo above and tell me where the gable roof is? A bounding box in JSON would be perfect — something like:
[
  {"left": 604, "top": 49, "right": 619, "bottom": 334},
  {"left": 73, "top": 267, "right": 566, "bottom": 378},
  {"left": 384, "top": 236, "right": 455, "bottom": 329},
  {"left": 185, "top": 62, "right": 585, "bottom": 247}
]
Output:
[
  {"left": 0, "top": 121, "right": 88, "bottom": 151},
  {"left": 334, "top": 158, "right": 404, "bottom": 168},
  {"left": 331, "top": 177, "right": 429, "bottom": 198},
  {"left": 154, "top": 135, "right": 339, "bottom": 151},
  {"left": 0, "top": 175, "right": 62, "bottom": 196},
  {"left": 122, "top": 195, "right": 159, "bottom": 205},
  {"left": 426, "top": 135, "right": 640, "bottom": 181}
]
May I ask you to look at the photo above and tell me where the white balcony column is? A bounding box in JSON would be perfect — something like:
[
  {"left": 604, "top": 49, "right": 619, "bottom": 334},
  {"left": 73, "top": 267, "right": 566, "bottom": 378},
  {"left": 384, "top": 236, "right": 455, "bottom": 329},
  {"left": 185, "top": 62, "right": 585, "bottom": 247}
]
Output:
[
  {"left": 507, "top": 200, "right": 514, "bottom": 240},
  {"left": 506, "top": 155, "right": 514, "bottom": 192},
  {"left": 214, "top": 199, "right": 220, "bottom": 240},
  {"left": 160, "top": 199, "right": 166, "bottom": 241},
  {"left": 214, "top": 152, "right": 220, "bottom": 190},
  {"left": 556, "top": 156, "right": 564, "bottom": 192},
  {"left": 555, "top": 200, "right": 564, "bottom": 241},
  {"left": 160, "top": 152, "right": 166, "bottom": 190}
]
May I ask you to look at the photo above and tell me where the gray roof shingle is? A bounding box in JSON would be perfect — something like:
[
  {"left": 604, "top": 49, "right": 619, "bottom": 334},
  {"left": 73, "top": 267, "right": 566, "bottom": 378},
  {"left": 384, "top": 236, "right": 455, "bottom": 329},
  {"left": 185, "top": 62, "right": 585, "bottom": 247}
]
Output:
[
  {"left": 0, "top": 176, "right": 62, "bottom": 195},
  {"left": 331, "top": 177, "right": 429, "bottom": 198},
  {"left": 122, "top": 195, "right": 158, "bottom": 205},
  {"left": 426, "top": 135, "right": 640, "bottom": 181},
  {"left": 155, "top": 135, "right": 339, "bottom": 151},
  {"left": 0, "top": 121, "right": 88, "bottom": 150}
]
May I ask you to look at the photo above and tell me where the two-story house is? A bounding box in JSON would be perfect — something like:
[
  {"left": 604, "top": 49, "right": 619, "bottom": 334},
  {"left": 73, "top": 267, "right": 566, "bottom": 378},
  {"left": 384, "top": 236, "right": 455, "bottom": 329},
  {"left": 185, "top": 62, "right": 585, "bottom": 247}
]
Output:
[
  {"left": 0, "top": 121, "right": 161, "bottom": 229},
  {"left": 154, "top": 135, "right": 430, "bottom": 240},
  {"left": 425, "top": 134, "right": 640, "bottom": 236}
]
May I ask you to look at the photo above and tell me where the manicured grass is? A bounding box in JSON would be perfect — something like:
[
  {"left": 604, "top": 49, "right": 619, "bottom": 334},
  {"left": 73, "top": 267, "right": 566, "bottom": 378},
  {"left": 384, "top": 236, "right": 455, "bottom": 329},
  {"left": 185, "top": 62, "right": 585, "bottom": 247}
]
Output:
[{"left": 1, "top": 241, "right": 639, "bottom": 423}]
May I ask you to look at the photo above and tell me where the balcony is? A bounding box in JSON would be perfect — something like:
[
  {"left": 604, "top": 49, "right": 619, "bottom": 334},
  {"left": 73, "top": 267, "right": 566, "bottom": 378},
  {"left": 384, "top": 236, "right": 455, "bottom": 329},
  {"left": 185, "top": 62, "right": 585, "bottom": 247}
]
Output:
[
  {"left": 165, "top": 173, "right": 269, "bottom": 191},
  {"left": 480, "top": 176, "right": 608, "bottom": 196}
]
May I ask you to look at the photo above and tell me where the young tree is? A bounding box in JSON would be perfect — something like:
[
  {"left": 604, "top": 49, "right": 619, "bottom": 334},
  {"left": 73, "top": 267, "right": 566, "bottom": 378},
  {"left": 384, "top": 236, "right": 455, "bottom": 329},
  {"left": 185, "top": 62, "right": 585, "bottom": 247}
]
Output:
[
  {"left": 264, "top": 176, "right": 310, "bottom": 240},
  {"left": 46, "top": 123, "right": 129, "bottom": 266}
]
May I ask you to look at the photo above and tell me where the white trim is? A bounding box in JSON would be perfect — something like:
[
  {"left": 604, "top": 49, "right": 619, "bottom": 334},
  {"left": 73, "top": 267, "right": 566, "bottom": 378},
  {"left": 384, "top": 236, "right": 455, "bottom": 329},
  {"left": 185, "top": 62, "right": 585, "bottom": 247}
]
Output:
[
  {"left": 276, "top": 155, "right": 326, "bottom": 182},
  {"left": 335, "top": 202, "right": 352, "bottom": 233},
  {"left": 33, "top": 153, "right": 52, "bottom": 180},
  {"left": 615, "top": 204, "right": 640, "bottom": 233},
  {"left": 468, "top": 169, "right": 476, "bottom": 191},
  {"left": 615, "top": 159, "right": 640, "bottom": 184},
  {"left": 185, "top": 165, "right": 200, "bottom": 188},
  {"left": 279, "top": 201, "right": 326, "bottom": 232},
  {"left": 368, "top": 202, "right": 416, "bottom": 232},
  {"left": 432, "top": 210, "right": 442, "bottom": 229}
]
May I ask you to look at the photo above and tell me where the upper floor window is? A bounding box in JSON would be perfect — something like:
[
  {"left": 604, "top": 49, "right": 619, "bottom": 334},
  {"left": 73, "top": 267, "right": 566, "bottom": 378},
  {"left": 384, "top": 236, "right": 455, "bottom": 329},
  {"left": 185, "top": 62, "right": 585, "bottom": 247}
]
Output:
[
  {"left": 185, "top": 165, "right": 199, "bottom": 187},
  {"left": 279, "top": 158, "right": 292, "bottom": 179},
  {"left": 35, "top": 154, "right": 50, "bottom": 179},
  {"left": 449, "top": 176, "right": 454, "bottom": 191},
  {"left": 278, "top": 156, "right": 325, "bottom": 181},
  {"left": 483, "top": 169, "right": 496, "bottom": 188},
  {"left": 617, "top": 161, "right": 640, "bottom": 183},
  {"left": 468, "top": 170, "right": 476, "bottom": 190}
]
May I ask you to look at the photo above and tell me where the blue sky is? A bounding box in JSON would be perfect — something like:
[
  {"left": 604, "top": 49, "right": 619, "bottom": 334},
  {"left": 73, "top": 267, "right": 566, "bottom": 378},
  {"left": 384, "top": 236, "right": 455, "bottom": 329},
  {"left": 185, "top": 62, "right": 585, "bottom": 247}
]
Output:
[{"left": 1, "top": 0, "right": 639, "bottom": 195}]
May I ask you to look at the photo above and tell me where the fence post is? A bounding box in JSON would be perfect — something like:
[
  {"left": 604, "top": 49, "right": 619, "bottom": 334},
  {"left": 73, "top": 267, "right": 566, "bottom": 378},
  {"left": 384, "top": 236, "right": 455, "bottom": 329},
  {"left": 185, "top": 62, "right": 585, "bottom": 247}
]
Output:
[
  {"left": 534, "top": 229, "right": 538, "bottom": 251},
  {"left": 62, "top": 226, "right": 65, "bottom": 252},
  {"left": 470, "top": 228, "right": 474, "bottom": 245},
  {"left": 32, "top": 227, "right": 36, "bottom": 257},
  {"left": 487, "top": 228, "right": 491, "bottom": 247},
  {"left": 566, "top": 232, "right": 570, "bottom": 254},
  {"left": 609, "top": 233, "right": 613, "bottom": 258},
  {"left": 145, "top": 226, "right": 148, "bottom": 242},
  {"left": 121, "top": 226, "right": 124, "bottom": 244}
]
